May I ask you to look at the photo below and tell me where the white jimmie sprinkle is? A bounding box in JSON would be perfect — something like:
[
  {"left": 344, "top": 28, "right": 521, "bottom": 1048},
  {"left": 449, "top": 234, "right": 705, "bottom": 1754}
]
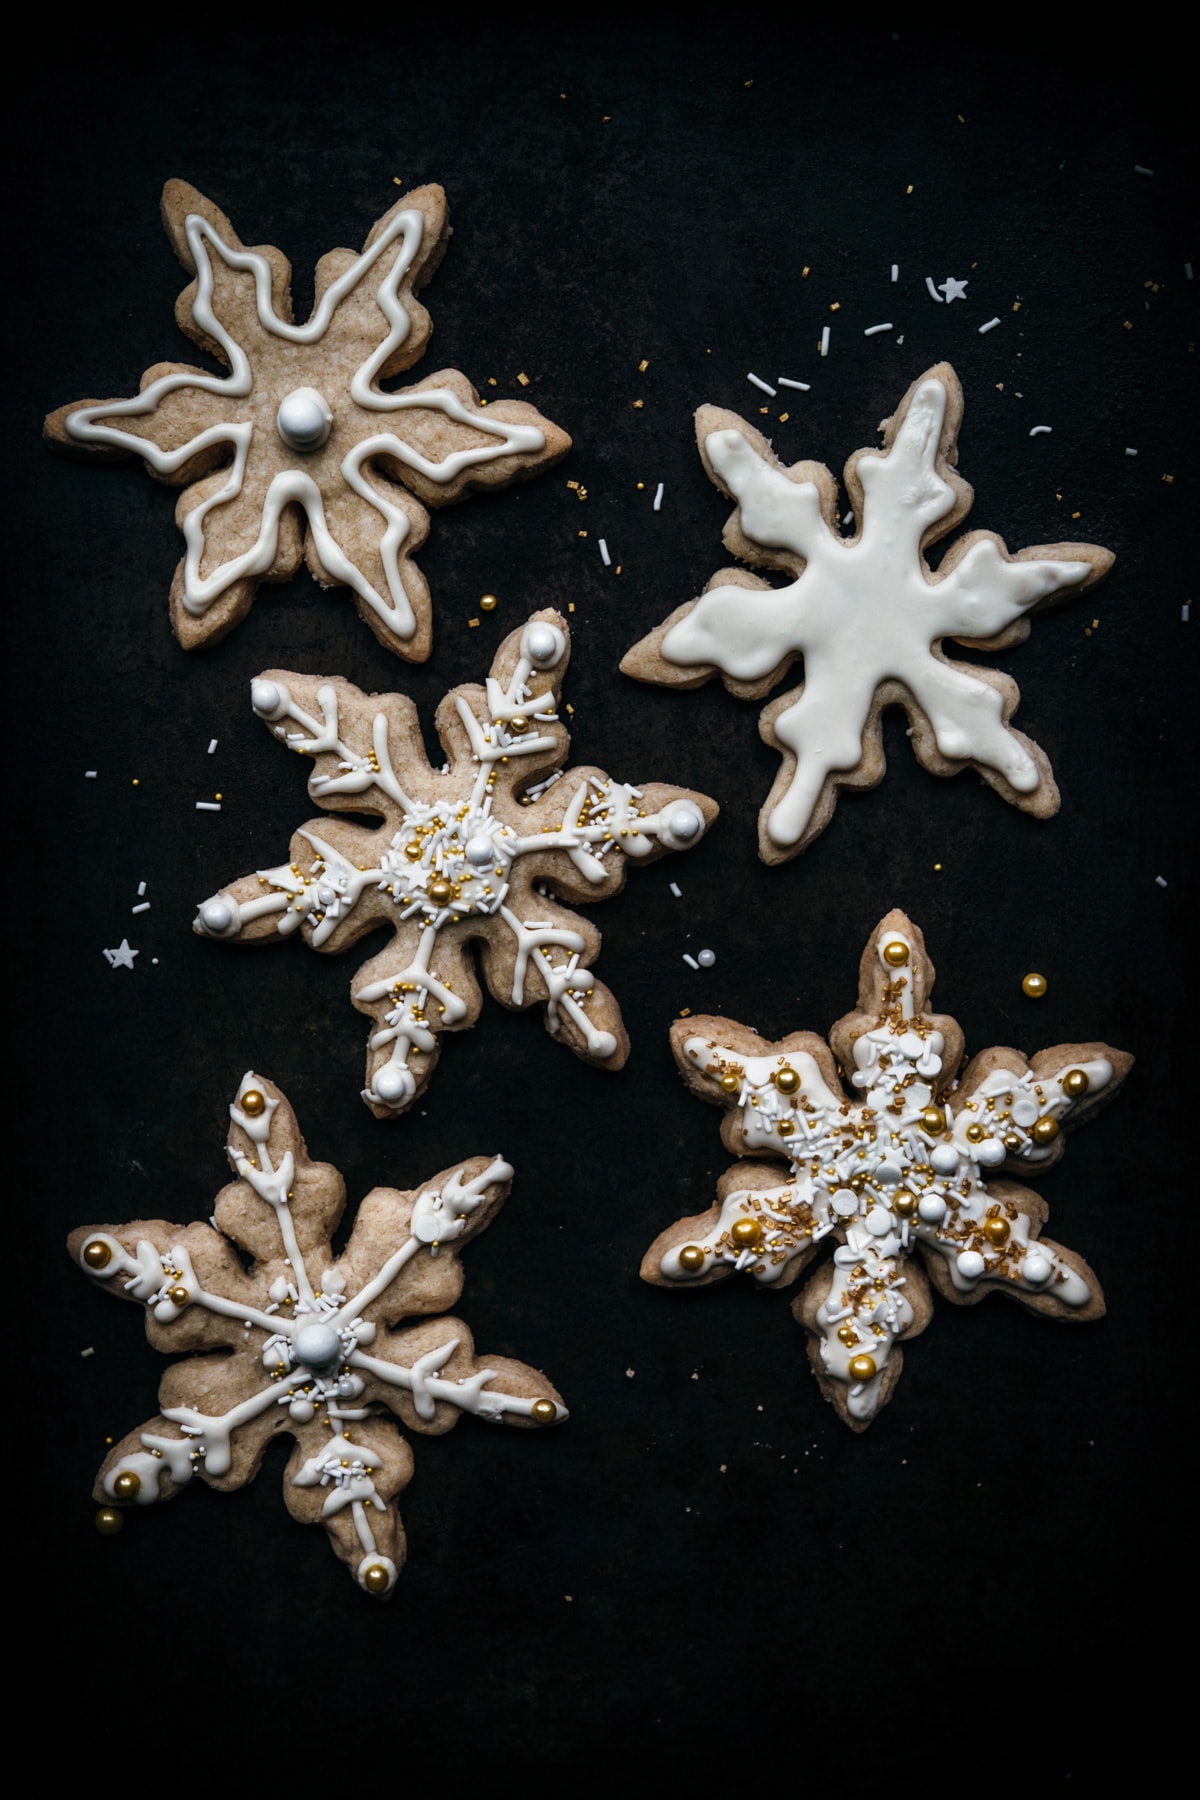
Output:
[
  {"left": 891, "top": 263, "right": 899, "bottom": 282},
  {"left": 1029, "top": 425, "right": 1052, "bottom": 436},
  {"left": 85, "top": 770, "right": 97, "bottom": 779},
  {"left": 682, "top": 953, "right": 700, "bottom": 970},
  {"left": 131, "top": 902, "right": 151, "bottom": 915},
  {"left": 778, "top": 376, "right": 811, "bottom": 391},
  {"left": 819, "top": 326, "right": 830, "bottom": 357},
  {"left": 1125, "top": 447, "right": 1139, "bottom": 456},
  {"left": 1155, "top": 875, "right": 1168, "bottom": 888},
  {"left": 669, "top": 881, "right": 682, "bottom": 898},
  {"left": 137, "top": 880, "right": 146, "bottom": 895},
  {"left": 978, "top": 317, "right": 1001, "bottom": 334},
  {"left": 196, "top": 801, "right": 222, "bottom": 812},
  {"left": 1134, "top": 165, "right": 1154, "bottom": 176},
  {"left": 1186, "top": 262, "right": 1194, "bottom": 280},
  {"left": 598, "top": 538, "right": 611, "bottom": 567},
  {"left": 864, "top": 323, "right": 893, "bottom": 336},
  {"left": 1182, "top": 604, "right": 1190, "bottom": 622},
  {"left": 208, "top": 738, "right": 218, "bottom": 754},
  {"left": 653, "top": 482, "right": 664, "bottom": 511},
  {"left": 924, "top": 276, "right": 944, "bottom": 303},
  {"left": 747, "top": 372, "right": 776, "bottom": 396}
]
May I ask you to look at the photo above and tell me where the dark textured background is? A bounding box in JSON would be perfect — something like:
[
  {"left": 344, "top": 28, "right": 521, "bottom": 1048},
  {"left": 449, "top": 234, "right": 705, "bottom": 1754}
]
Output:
[{"left": 12, "top": 15, "right": 1194, "bottom": 1776}]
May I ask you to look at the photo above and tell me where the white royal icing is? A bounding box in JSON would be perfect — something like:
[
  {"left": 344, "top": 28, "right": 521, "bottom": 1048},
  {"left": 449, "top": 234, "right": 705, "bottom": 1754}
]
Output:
[
  {"left": 195, "top": 619, "right": 710, "bottom": 1111},
  {"left": 63, "top": 199, "right": 547, "bottom": 640},
  {"left": 658, "top": 928, "right": 1111, "bottom": 1425},
  {"left": 78, "top": 1076, "right": 566, "bottom": 1594},
  {"left": 657, "top": 374, "right": 1093, "bottom": 848}
]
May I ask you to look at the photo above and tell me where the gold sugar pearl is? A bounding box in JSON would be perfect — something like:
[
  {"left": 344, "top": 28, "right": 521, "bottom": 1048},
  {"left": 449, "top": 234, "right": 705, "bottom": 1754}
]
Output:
[
  {"left": 530, "top": 1398, "right": 558, "bottom": 1424},
  {"left": 848, "top": 1353, "right": 877, "bottom": 1382},
  {"left": 240, "top": 1089, "right": 266, "bottom": 1117},
  {"left": 730, "top": 1217, "right": 763, "bottom": 1248},
  {"left": 112, "top": 1470, "right": 142, "bottom": 1502},
  {"left": 83, "top": 1239, "right": 112, "bottom": 1271},
  {"left": 773, "top": 1067, "right": 801, "bottom": 1095},
  {"left": 1003, "top": 1133, "right": 1021, "bottom": 1150},
  {"left": 882, "top": 940, "right": 910, "bottom": 967},
  {"left": 507, "top": 715, "right": 530, "bottom": 735},
  {"left": 893, "top": 1193, "right": 917, "bottom": 1217},
  {"left": 920, "top": 1105, "right": 946, "bottom": 1135},
  {"left": 361, "top": 1563, "right": 392, "bottom": 1595},
  {"left": 984, "top": 1216, "right": 1011, "bottom": 1246},
  {"left": 480, "top": 594, "right": 498, "bottom": 611},
  {"left": 166, "top": 1285, "right": 190, "bottom": 1307},
  {"left": 95, "top": 1508, "right": 125, "bottom": 1536},
  {"left": 678, "top": 1244, "right": 707, "bottom": 1272},
  {"left": 836, "top": 1325, "right": 858, "bottom": 1347},
  {"left": 965, "top": 1123, "right": 986, "bottom": 1143},
  {"left": 719, "top": 1072, "right": 741, "bottom": 1093},
  {"left": 1032, "top": 1116, "right": 1060, "bottom": 1145},
  {"left": 1022, "top": 973, "right": 1048, "bottom": 999},
  {"left": 776, "top": 1119, "right": 794, "bottom": 1137},
  {"left": 404, "top": 841, "right": 423, "bottom": 861},
  {"left": 1062, "top": 1068, "right": 1091, "bottom": 1098},
  {"left": 427, "top": 877, "right": 452, "bottom": 903}
]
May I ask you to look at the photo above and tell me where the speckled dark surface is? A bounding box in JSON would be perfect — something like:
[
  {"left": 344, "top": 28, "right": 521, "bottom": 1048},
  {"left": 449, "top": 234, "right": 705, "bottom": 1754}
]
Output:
[{"left": 15, "top": 17, "right": 1194, "bottom": 1777}]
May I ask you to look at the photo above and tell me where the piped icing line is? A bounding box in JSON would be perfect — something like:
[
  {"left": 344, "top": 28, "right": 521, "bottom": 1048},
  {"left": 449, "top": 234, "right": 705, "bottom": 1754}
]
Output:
[
  {"left": 620, "top": 364, "right": 1112, "bottom": 860},
  {"left": 194, "top": 613, "right": 717, "bottom": 1115},
  {"left": 48, "top": 182, "right": 568, "bottom": 656},
  {"left": 643, "top": 912, "right": 1130, "bottom": 1431},
  {"left": 71, "top": 1074, "right": 566, "bottom": 1595}
]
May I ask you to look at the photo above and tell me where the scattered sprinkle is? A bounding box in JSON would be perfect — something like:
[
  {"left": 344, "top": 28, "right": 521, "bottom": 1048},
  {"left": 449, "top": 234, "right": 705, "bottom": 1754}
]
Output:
[
  {"left": 626, "top": 1368, "right": 636, "bottom": 1378},
  {"left": 778, "top": 376, "right": 810, "bottom": 391},
  {"left": 820, "top": 326, "right": 830, "bottom": 357},
  {"left": 467, "top": 617, "right": 480, "bottom": 628},
  {"left": 81, "top": 1346, "right": 94, "bottom": 1358},
  {"left": 829, "top": 302, "right": 841, "bottom": 313},
  {"left": 137, "top": 881, "right": 146, "bottom": 896},
  {"left": 599, "top": 538, "right": 611, "bottom": 567},
  {"left": 568, "top": 602, "right": 575, "bottom": 612},
  {"left": 392, "top": 177, "right": 403, "bottom": 186},
  {"left": 1182, "top": 604, "right": 1190, "bottom": 622},
  {"left": 632, "top": 399, "right": 643, "bottom": 410},
  {"left": 85, "top": 770, "right": 97, "bottom": 778},
  {"left": 131, "top": 901, "right": 151, "bottom": 915},
  {"left": 1134, "top": 165, "right": 1154, "bottom": 176},
  {"left": 669, "top": 881, "right": 682, "bottom": 898},
  {"left": 1162, "top": 473, "right": 1175, "bottom": 484},
  {"left": 1125, "top": 447, "right": 1139, "bottom": 456},
  {"left": 653, "top": 482, "right": 664, "bottom": 511},
  {"left": 924, "top": 275, "right": 944, "bottom": 304},
  {"left": 978, "top": 317, "right": 1000, "bottom": 334},
  {"left": 480, "top": 594, "right": 498, "bottom": 611},
  {"left": 1123, "top": 320, "right": 1133, "bottom": 331},
  {"left": 933, "top": 862, "right": 943, "bottom": 872},
  {"left": 682, "top": 952, "right": 699, "bottom": 970},
  {"left": 906, "top": 184, "right": 913, "bottom": 195},
  {"left": 516, "top": 372, "right": 530, "bottom": 387},
  {"left": 1029, "top": 425, "right": 1052, "bottom": 436},
  {"left": 891, "top": 264, "right": 899, "bottom": 282},
  {"left": 747, "top": 372, "right": 776, "bottom": 396},
  {"left": 103, "top": 939, "right": 138, "bottom": 969},
  {"left": 638, "top": 359, "right": 649, "bottom": 372},
  {"left": 864, "top": 323, "right": 893, "bottom": 336},
  {"left": 195, "top": 800, "right": 221, "bottom": 812},
  {"left": 1155, "top": 875, "right": 1168, "bottom": 888},
  {"left": 801, "top": 267, "right": 809, "bottom": 279},
  {"left": 207, "top": 738, "right": 218, "bottom": 754},
  {"left": 132, "top": 778, "right": 140, "bottom": 786},
  {"left": 678, "top": 1006, "right": 691, "bottom": 1017},
  {"left": 697, "top": 949, "right": 716, "bottom": 968}
]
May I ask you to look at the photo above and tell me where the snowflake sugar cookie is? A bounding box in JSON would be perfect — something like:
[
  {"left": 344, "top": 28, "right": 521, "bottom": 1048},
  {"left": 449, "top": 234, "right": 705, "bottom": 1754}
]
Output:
[
  {"left": 196, "top": 611, "right": 717, "bottom": 1115},
  {"left": 643, "top": 911, "right": 1130, "bottom": 1429},
  {"left": 72, "top": 1074, "right": 566, "bottom": 1595},
  {"left": 46, "top": 181, "right": 569, "bottom": 657},
  {"left": 621, "top": 365, "right": 1112, "bottom": 860}
]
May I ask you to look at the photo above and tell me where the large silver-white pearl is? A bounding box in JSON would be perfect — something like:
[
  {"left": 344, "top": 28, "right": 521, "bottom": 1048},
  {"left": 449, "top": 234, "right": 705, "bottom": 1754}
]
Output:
[
  {"left": 276, "top": 387, "right": 333, "bottom": 452},
  {"left": 465, "top": 834, "right": 495, "bottom": 867},
  {"left": 198, "top": 896, "right": 237, "bottom": 937},
  {"left": 522, "top": 621, "right": 565, "bottom": 667},
  {"left": 293, "top": 1323, "right": 342, "bottom": 1372},
  {"left": 659, "top": 799, "right": 705, "bottom": 848}
]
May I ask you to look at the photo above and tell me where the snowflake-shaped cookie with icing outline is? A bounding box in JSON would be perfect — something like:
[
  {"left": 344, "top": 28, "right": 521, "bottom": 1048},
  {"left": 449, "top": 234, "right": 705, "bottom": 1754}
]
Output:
[
  {"left": 642, "top": 911, "right": 1130, "bottom": 1429},
  {"left": 45, "top": 180, "right": 569, "bottom": 657},
  {"left": 621, "top": 365, "right": 1112, "bottom": 861},
  {"left": 195, "top": 610, "right": 717, "bottom": 1116},
  {"left": 71, "top": 1073, "right": 566, "bottom": 1595}
]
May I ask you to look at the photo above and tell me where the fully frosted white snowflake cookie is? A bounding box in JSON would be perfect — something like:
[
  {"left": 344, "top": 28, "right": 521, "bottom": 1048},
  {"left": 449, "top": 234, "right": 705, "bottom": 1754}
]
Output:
[
  {"left": 71, "top": 1073, "right": 566, "bottom": 1594},
  {"left": 621, "top": 365, "right": 1112, "bottom": 861},
  {"left": 642, "top": 911, "right": 1130, "bottom": 1430},
  {"left": 45, "top": 180, "right": 569, "bottom": 657},
  {"left": 195, "top": 611, "right": 717, "bottom": 1115}
]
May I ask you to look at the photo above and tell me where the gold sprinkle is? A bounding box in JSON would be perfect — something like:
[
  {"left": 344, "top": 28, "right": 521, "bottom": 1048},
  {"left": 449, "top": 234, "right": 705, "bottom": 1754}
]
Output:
[
  {"left": 906, "top": 184, "right": 913, "bottom": 194},
  {"left": 1072, "top": 511, "right": 1080, "bottom": 518},
  {"left": 566, "top": 703, "right": 575, "bottom": 714},
  {"left": 801, "top": 266, "right": 810, "bottom": 278},
  {"left": 1163, "top": 473, "right": 1175, "bottom": 484},
  {"left": 759, "top": 406, "right": 768, "bottom": 414},
  {"left": 487, "top": 377, "right": 497, "bottom": 387},
  {"left": 517, "top": 372, "right": 530, "bottom": 386},
  {"left": 638, "top": 359, "right": 649, "bottom": 372},
  {"left": 392, "top": 176, "right": 403, "bottom": 186},
  {"left": 636, "top": 481, "right": 645, "bottom": 490},
  {"left": 1123, "top": 320, "right": 1133, "bottom": 330},
  {"left": 934, "top": 862, "right": 943, "bottom": 871},
  {"left": 1012, "top": 301, "right": 1021, "bottom": 311},
  {"left": 743, "top": 79, "right": 753, "bottom": 87},
  {"left": 132, "top": 778, "right": 139, "bottom": 786},
  {"left": 566, "top": 479, "right": 578, "bottom": 489},
  {"left": 214, "top": 793, "right": 223, "bottom": 800},
  {"left": 615, "top": 565, "right": 622, "bottom": 575},
  {"left": 779, "top": 411, "right": 790, "bottom": 422},
  {"left": 602, "top": 115, "right": 611, "bottom": 122},
  {"left": 679, "top": 1006, "right": 692, "bottom": 1016},
  {"left": 467, "top": 617, "right": 480, "bottom": 628},
  {"left": 830, "top": 302, "right": 841, "bottom": 312},
  {"left": 633, "top": 399, "right": 644, "bottom": 409},
  {"left": 996, "top": 382, "right": 1004, "bottom": 391},
  {"left": 577, "top": 529, "right": 588, "bottom": 538},
  {"left": 957, "top": 113, "right": 965, "bottom": 122}
]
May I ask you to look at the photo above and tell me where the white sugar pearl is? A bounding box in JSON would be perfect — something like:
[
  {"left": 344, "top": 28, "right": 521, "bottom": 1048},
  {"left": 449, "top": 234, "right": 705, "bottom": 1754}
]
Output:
[
  {"left": 918, "top": 1194, "right": 947, "bottom": 1224},
  {"left": 465, "top": 834, "right": 495, "bottom": 866},
  {"left": 317, "top": 886, "right": 336, "bottom": 907},
  {"left": 250, "top": 679, "right": 281, "bottom": 717},
  {"left": 975, "top": 1138, "right": 1007, "bottom": 1167},
  {"left": 523, "top": 621, "right": 565, "bottom": 666},
  {"left": 930, "top": 1144, "right": 959, "bottom": 1174},
  {"left": 372, "top": 1063, "right": 415, "bottom": 1105},
  {"left": 956, "top": 1250, "right": 986, "bottom": 1280},
  {"left": 199, "top": 898, "right": 234, "bottom": 935},
  {"left": 288, "top": 1397, "right": 316, "bottom": 1423},
  {"left": 1022, "top": 1254, "right": 1052, "bottom": 1286},
  {"left": 293, "top": 1323, "right": 342, "bottom": 1371},
  {"left": 276, "top": 386, "right": 332, "bottom": 452},
  {"left": 697, "top": 948, "right": 716, "bottom": 968},
  {"left": 865, "top": 1207, "right": 893, "bottom": 1237}
]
